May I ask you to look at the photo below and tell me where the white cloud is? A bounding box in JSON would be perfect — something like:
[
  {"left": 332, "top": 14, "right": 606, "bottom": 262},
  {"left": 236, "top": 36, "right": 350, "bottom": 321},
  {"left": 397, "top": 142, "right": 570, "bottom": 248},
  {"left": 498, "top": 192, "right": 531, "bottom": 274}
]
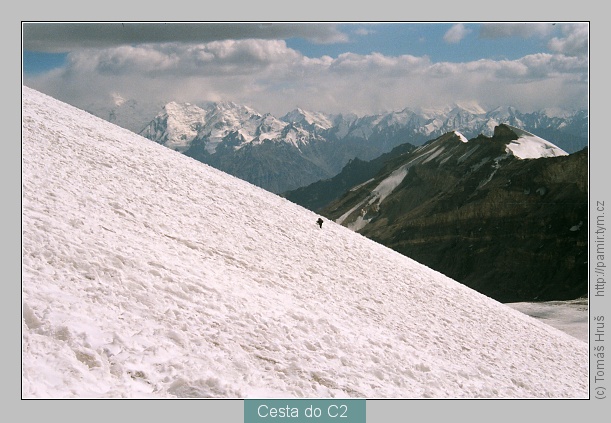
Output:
[
  {"left": 479, "top": 22, "right": 588, "bottom": 58},
  {"left": 354, "top": 27, "right": 376, "bottom": 36},
  {"left": 67, "top": 40, "right": 303, "bottom": 77},
  {"left": 443, "top": 24, "right": 471, "bottom": 44},
  {"left": 24, "top": 38, "right": 588, "bottom": 117},
  {"left": 548, "top": 23, "right": 589, "bottom": 57}
]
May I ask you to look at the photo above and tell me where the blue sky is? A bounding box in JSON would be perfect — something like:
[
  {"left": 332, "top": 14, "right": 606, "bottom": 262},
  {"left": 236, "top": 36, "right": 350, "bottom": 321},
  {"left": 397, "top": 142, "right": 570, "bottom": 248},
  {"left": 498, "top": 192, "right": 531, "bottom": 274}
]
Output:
[
  {"left": 286, "top": 23, "right": 556, "bottom": 62},
  {"left": 23, "top": 51, "right": 68, "bottom": 74},
  {"left": 22, "top": 22, "right": 588, "bottom": 117}
]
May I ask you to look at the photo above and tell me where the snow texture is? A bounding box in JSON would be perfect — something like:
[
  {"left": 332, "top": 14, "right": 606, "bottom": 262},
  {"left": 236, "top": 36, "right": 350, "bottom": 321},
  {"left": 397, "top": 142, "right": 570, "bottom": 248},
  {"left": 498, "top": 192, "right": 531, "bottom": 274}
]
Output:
[{"left": 22, "top": 86, "right": 587, "bottom": 399}]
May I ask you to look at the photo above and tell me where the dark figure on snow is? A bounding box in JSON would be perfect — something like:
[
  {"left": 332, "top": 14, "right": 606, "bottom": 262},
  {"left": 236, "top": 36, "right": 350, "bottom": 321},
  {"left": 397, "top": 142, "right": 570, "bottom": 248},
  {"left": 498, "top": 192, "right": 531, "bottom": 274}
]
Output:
[{"left": 316, "top": 218, "right": 324, "bottom": 228}]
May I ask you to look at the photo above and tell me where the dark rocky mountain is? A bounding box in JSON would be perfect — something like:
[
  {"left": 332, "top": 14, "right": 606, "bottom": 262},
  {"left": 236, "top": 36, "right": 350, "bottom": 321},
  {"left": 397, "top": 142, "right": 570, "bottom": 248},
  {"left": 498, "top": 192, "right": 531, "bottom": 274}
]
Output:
[
  {"left": 319, "top": 125, "right": 587, "bottom": 303},
  {"left": 185, "top": 135, "right": 338, "bottom": 195},
  {"left": 282, "top": 142, "right": 416, "bottom": 211}
]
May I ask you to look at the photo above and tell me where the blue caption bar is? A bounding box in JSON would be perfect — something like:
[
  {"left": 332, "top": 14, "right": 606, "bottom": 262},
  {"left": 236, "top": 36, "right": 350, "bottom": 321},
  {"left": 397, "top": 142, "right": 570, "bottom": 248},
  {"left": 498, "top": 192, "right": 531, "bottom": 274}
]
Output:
[{"left": 244, "top": 399, "right": 366, "bottom": 423}]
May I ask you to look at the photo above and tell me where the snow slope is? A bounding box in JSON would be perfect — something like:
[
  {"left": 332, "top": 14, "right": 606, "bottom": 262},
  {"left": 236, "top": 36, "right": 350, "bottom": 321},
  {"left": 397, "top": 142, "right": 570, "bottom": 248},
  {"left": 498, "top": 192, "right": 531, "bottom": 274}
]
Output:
[
  {"left": 504, "top": 125, "right": 569, "bottom": 159},
  {"left": 22, "top": 86, "right": 588, "bottom": 399}
]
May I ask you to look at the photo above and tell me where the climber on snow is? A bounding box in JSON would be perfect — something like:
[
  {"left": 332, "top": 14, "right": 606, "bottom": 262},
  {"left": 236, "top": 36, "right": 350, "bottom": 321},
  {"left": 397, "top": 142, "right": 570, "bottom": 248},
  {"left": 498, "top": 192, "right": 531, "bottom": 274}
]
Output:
[{"left": 316, "top": 218, "right": 324, "bottom": 228}]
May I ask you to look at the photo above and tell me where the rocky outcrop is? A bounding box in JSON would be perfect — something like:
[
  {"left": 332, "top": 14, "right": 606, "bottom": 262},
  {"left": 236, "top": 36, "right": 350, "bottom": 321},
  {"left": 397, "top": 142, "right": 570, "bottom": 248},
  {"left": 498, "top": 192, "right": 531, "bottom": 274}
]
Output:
[{"left": 282, "top": 143, "right": 416, "bottom": 211}]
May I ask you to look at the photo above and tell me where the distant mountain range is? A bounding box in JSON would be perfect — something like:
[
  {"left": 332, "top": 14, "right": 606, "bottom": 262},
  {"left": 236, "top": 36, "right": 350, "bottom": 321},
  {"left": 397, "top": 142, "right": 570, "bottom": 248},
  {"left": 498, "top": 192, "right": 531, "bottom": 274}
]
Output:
[
  {"left": 89, "top": 100, "right": 588, "bottom": 194},
  {"left": 313, "top": 124, "right": 587, "bottom": 303}
]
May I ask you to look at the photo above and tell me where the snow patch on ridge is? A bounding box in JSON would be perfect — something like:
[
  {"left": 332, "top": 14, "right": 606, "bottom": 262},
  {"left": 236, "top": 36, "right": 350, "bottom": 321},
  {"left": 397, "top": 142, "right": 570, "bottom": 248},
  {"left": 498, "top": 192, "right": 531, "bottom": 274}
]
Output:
[
  {"left": 455, "top": 130, "right": 469, "bottom": 143},
  {"left": 505, "top": 125, "right": 568, "bottom": 159}
]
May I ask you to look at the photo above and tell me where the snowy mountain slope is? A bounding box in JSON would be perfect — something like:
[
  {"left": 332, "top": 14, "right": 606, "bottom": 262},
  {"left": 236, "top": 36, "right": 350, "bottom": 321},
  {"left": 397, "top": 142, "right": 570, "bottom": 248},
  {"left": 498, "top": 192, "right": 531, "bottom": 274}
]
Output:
[{"left": 22, "top": 86, "right": 588, "bottom": 398}]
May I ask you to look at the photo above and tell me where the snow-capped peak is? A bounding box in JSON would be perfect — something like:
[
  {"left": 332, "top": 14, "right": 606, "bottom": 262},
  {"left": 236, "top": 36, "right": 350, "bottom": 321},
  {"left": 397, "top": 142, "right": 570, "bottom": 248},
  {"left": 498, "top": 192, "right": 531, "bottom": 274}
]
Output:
[
  {"left": 282, "top": 108, "right": 334, "bottom": 130},
  {"left": 143, "top": 101, "right": 303, "bottom": 154},
  {"left": 504, "top": 125, "right": 569, "bottom": 159},
  {"left": 157, "top": 102, "right": 209, "bottom": 152},
  {"left": 208, "top": 101, "right": 260, "bottom": 119},
  {"left": 538, "top": 107, "right": 574, "bottom": 119},
  {"left": 451, "top": 101, "right": 487, "bottom": 115}
]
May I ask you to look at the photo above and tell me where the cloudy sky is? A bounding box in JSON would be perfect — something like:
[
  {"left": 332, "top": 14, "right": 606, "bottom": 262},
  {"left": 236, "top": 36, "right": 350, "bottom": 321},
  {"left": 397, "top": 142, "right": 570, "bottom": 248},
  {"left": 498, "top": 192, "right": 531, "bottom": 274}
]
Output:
[{"left": 22, "top": 22, "right": 589, "bottom": 117}]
